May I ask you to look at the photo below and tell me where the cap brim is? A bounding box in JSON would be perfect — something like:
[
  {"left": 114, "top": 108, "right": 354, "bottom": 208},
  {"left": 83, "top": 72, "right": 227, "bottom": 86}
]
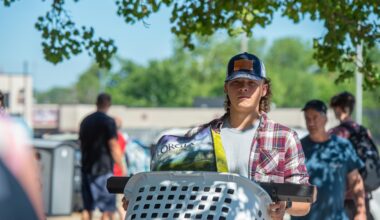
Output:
[{"left": 225, "top": 71, "right": 264, "bottom": 82}]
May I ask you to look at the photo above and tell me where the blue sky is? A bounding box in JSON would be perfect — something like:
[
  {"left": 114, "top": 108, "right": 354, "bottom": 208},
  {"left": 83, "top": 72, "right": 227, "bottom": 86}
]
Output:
[{"left": 0, "top": 1, "right": 325, "bottom": 91}]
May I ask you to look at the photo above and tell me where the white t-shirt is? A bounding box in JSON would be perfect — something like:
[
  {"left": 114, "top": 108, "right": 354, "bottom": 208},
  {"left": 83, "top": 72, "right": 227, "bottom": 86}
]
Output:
[{"left": 220, "top": 118, "right": 259, "bottom": 178}]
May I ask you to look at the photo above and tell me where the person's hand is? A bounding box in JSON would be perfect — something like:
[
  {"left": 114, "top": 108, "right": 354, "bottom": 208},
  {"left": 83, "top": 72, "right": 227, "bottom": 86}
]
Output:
[
  {"left": 122, "top": 196, "right": 129, "bottom": 211},
  {"left": 268, "top": 201, "right": 287, "bottom": 220},
  {"left": 121, "top": 165, "right": 128, "bottom": 177}
]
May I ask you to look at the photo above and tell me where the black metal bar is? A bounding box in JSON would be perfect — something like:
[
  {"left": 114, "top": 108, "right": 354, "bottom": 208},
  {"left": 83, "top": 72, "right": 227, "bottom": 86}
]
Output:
[
  {"left": 106, "top": 176, "right": 317, "bottom": 203},
  {"left": 106, "top": 176, "right": 130, "bottom": 194},
  {"left": 258, "top": 182, "right": 317, "bottom": 203}
]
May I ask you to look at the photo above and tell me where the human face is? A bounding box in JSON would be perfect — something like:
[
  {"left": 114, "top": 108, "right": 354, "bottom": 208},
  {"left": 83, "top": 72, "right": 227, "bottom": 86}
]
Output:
[
  {"left": 304, "top": 109, "right": 327, "bottom": 135},
  {"left": 224, "top": 78, "right": 267, "bottom": 114},
  {"left": 332, "top": 106, "right": 342, "bottom": 119},
  {"left": 332, "top": 106, "right": 350, "bottom": 122}
]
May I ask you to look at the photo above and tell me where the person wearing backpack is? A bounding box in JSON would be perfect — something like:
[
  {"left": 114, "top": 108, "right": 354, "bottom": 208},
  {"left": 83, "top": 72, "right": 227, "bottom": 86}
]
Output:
[{"left": 329, "top": 91, "right": 379, "bottom": 220}]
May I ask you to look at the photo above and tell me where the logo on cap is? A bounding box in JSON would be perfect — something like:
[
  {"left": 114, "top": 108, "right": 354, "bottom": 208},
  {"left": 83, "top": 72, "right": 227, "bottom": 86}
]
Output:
[
  {"left": 225, "top": 52, "right": 266, "bottom": 82},
  {"left": 233, "top": 59, "right": 254, "bottom": 72}
]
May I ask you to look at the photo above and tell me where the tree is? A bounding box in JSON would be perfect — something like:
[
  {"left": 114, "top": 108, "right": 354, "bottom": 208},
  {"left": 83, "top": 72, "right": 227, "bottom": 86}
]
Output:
[
  {"left": 265, "top": 38, "right": 317, "bottom": 107},
  {"left": 75, "top": 64, "right": 110, "bottom": 104},
  {"left": 2, "top": 0, "right": 379, "bottom": 89},
  {"left": 107, "top": 36, "right": 266, "bottom": 107},
  {"left": 106, "top": 58, "right": 145, "bottom": 105},
  {"left": 35, "top": 86, "right": 77, "bottom": 104},
  {"left": 104, "top": 53, "right": 197, "bottom": 107},
  {"left": 35, "top": 35, "right": 379, "bottom": 109}
]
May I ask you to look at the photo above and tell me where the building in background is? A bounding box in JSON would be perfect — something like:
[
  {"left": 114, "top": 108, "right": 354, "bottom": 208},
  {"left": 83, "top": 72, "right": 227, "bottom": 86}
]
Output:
[{"left": 0, "top": 72, "right": 33, "bottom": 127}]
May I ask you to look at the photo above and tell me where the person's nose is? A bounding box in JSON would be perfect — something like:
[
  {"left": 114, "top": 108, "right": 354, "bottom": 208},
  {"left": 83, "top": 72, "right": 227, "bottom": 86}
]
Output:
[
  {"left": 307, "top": 120, "right": 315, "bottom": 127},
  {"left": 239, "top": 83, "right": 249, "bottom": 92},
  {"left": 239, "top": 87, "right": 248, "bottom": 92}
]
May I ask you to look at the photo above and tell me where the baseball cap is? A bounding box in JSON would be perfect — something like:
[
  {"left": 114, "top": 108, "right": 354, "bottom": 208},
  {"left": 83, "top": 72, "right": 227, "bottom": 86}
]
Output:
[
  {"left": 302, "top": 100, "right": 327, "bottom": 114},
  {"left": 225, "top": 52, "right": 266, "bottom": 82}
]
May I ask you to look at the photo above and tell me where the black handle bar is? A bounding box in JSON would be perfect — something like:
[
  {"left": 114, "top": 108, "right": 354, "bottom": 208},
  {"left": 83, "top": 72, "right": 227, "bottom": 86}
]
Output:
[
  {"left": 106, "top": 176, "right": 316, "bottom": 203},
  {"left": 258, "top": 182, "right": 316, "bottom": 203}
]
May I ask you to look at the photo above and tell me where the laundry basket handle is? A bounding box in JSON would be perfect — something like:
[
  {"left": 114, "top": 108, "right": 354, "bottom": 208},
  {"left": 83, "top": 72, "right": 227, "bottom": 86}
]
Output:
[
  {"left": 106, "top": 176, "right": 131, "bottom": 194},
  {"left": 106, "top": 175, "right": 317, "bottom": 203}
]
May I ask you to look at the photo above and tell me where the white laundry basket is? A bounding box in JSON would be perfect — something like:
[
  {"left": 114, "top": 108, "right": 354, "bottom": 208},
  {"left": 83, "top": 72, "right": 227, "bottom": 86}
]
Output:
[{"left": 123, "top": 171, "right": 272, "bottom": 220}]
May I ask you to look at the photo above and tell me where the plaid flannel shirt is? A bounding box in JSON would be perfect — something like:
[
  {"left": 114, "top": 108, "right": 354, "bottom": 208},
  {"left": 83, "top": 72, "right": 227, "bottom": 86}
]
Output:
[{"left": 206, "top": 112, "right": 309, "bottom": 184}]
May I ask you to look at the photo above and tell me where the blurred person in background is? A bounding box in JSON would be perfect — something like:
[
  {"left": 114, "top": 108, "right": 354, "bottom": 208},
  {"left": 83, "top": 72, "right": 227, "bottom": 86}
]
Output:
[
  {"left": 0, "top": 90, "right": 6, "bottom": 116},
  {"left": 329, "top": 91, "right": 370, "bottom": 138},
  {"left": 329, "top": 91, "right": 377, "bottom": 220},
  {"left": 0, "top": 90, "right": 32, "bottom": 137},
  {"left": 292, "top": 100, "right": 366, "bottom": 220},
  {"left": 0, "top": 115, "right": 45, "bottom": 220},
  {"left": 112, "top": 116, "right": 128, "bottom": 220},
  {"left": 79, "top": 93, "right": 127, "bottom": 220}
]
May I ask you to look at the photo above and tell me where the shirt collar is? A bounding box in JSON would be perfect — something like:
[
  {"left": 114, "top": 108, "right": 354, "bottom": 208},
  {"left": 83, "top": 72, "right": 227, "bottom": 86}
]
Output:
[{"left": 211, "top": 112, "right": 268, "bottom": 133}]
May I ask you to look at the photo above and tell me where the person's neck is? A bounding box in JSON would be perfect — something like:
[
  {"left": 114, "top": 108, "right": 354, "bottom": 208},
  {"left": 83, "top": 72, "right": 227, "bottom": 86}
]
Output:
[
  {"left": 228, "top": 109, "right": 260, "bottom": 130},
  {"left": 309, "top": 131, "right": 329, "bottom": 143},
  {"left": 340, "top": 114, "right": 352, "bottom": 123},
  {"left": 97, "top": 107, "right": 108, "bottom": 113}
]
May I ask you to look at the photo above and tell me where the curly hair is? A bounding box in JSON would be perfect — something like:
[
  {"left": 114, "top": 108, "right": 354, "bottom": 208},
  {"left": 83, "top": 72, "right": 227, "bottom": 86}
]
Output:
[{"left": 224, "top": 78, "right": 272, "bottom": 114}]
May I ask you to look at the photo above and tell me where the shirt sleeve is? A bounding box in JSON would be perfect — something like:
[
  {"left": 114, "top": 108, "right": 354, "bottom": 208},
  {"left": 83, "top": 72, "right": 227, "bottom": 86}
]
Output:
[
  {"left": 343, "top": 139, "right": 365, "bottom": 173},
  {"left": 106, "top": 118, "right": 118, "bottom": 140},
  {"left": 284, "top": 131, "right": 310, "bottom": 185}
]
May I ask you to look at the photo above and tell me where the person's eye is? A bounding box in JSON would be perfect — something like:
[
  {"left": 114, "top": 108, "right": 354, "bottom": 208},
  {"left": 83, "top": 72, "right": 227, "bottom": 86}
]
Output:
[{"left": 249, "top": 82, "right": 258, "bottom": 87}]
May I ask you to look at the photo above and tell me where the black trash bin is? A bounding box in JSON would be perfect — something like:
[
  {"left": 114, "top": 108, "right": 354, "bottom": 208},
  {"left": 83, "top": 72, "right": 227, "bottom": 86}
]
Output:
[{"left": 34, "top": 139, "right": 77, "bottom": 216}]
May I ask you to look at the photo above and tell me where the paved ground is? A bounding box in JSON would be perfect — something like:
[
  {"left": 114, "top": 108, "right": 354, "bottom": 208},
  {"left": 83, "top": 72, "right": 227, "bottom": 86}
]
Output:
[
  {"left": 47, "top": 212, "right": 81, "bottom": 220},
  {"left": 46, "top": 188, "right": 380, "bottom": 220},
  {"left": 47, "top": 210, "right": 124, "bottom": 220},
  {"left": 47, "top": 211, "right": 103, "bottom": 220}
]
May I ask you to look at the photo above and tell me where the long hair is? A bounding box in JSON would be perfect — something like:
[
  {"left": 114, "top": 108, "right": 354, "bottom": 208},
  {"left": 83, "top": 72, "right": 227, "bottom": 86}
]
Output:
[{"left": 224, "top": 78, "right": 272, "bottom": 114}]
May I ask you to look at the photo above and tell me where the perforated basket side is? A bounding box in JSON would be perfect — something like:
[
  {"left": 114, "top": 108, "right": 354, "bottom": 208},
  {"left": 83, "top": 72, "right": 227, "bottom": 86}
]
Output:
[{"left": 124, "top": 172, "right": 272, "bottom": 220}]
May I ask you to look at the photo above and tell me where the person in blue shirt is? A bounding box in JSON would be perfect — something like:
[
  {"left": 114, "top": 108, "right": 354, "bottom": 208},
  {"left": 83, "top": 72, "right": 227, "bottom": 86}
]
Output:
[{"left": 292, "top": 100, "right": 366, "bottom": 220}]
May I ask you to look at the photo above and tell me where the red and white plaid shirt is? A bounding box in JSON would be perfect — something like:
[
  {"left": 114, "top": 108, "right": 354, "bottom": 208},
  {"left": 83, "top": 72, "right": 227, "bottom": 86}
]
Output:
[{"left": 201, "top": 112, "right": 309, "bottom": 184}]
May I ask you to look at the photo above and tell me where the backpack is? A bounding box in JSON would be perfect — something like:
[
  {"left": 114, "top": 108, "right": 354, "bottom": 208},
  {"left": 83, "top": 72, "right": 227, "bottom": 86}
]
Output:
[{"left": 341, "top": 123, "right": 380, "bottom": 192}]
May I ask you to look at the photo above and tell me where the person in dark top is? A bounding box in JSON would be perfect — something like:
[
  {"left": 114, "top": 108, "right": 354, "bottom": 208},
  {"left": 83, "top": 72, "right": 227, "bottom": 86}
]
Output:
[
  {"left": 292, "top": 100, "right": 366, "bottom": 220},
  {"left": 329, "top": 91, "right": 376, "bottom": 220},
  {"left": 79, "top": 93, "right": 127, "bottom": 220}
]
